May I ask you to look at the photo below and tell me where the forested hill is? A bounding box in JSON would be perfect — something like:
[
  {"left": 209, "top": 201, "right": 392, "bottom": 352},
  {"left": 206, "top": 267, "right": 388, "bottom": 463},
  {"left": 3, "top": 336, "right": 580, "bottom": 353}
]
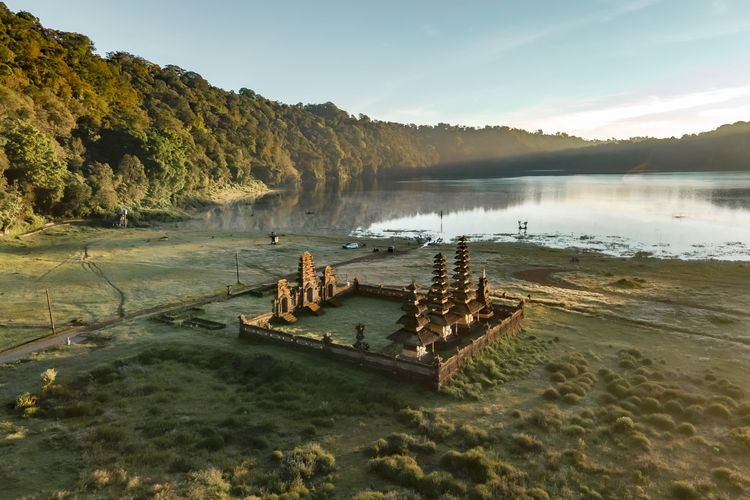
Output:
[
  {"left": 0, "top": 5, "right": 591, "bottom": 232},
  {"left": 410, "top": 121, "right": 750, "bottom": 180}
]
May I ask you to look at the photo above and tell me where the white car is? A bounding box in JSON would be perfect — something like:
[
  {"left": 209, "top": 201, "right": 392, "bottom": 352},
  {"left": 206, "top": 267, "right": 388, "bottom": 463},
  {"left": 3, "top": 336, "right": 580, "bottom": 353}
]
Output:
[{"left": 342, "top": 242, "right": 360, "bottom": 249}]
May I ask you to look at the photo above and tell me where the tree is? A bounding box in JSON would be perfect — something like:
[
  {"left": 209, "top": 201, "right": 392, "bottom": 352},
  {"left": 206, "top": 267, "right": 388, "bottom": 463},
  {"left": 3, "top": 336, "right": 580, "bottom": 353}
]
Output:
[
  {"left": 85, "top": 162, "right": 118, "bottom": 214},
  {"left": 1, "top": 119, "right": 66, "bottom": 212},
  {"left": 0, "top": 183, "right": 26, "bottom": 234},
  {"left": 114, "top": 154, "right": 148, "bottom": 207},
  {"left": 145, "top": 129, "right": 188, "bottom": 205}
]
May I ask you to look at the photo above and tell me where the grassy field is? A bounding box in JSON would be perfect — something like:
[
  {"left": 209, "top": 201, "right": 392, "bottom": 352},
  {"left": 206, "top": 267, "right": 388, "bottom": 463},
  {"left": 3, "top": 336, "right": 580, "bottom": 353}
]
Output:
[{"left": 1, "top": 224, "right": 749, "bottom": 498}]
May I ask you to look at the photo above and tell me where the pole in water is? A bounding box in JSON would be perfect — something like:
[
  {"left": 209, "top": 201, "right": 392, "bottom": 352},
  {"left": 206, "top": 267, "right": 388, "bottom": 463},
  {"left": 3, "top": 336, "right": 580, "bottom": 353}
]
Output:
[
  {"left": 440, "top": 210, "right": 443, "bottom": 233},
  {"left": 45, "top": 288, "right": 56, "bottom": 335},
  {"left": 235, "top": 251, "right": 241, "bottom": 284}
]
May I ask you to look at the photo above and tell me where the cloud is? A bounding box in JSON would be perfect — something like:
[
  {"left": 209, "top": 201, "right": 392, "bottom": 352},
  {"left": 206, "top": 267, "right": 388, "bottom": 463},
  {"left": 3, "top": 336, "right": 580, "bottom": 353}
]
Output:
[{"left": 502, "top": 85, "right": 750, "bottom": 138}]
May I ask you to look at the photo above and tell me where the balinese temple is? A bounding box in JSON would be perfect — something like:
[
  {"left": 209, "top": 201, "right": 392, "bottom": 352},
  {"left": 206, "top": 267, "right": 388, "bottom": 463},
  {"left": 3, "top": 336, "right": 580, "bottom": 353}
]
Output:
[
  {"left": 475, "top": 269, "right": 494, "bottom": 321},
  {"left": 297, "top": 251, "right": 321, "bottom": 313},
  {"left": 388, "top": 281, "right": 438, "bottom": 358},
  {"left": 425, "top": 253, "right": 461, "bottom": 341},
  {"left": 272, "top": 252, "right": 337, "bottom": 323},
  {"left": 450, "top": 236, "right": 483, "bottom": 329}
]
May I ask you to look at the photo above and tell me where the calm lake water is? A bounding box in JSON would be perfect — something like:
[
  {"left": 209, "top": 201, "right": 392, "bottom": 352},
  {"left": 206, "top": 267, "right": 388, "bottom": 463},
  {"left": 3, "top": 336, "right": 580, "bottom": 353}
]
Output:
[{"left": 192, "top": 172, "right": 750, "bottom": 261}]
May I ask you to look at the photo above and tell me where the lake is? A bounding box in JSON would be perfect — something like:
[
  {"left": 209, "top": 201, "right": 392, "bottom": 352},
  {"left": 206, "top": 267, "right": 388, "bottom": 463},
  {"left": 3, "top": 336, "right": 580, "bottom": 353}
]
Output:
[{"left": 192, "top": 172, "right": 750, "bottom": 261}]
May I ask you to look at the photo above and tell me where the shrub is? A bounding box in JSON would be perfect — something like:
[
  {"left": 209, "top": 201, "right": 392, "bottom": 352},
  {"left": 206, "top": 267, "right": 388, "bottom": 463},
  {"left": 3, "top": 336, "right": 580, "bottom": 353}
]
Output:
[
  {"left": 440, "top": 447, "right": 524, "bottom": 485},
  {"left": 612, "top": 416, "right": 635, "bottom": 434},
  {"left": 711, "top": 467, "right": 747, "bottom": 490},
  {"left": 15, "top": 392, "right": 39, "bottom": 417},
  {"left": 676, "top": 423, "right": 696, "bottom": 436},
  {"left": 418, "top": 471, "right": 466, "bottom": 497},
  {"left": 280, "top": 442, "right": 336, "bottom": 481},
  {"left": 457, "top": 424, "right": 490, "bottom": 447},
  {"left": 644, "top": 413, "right": 675, "bottom": 431},
  {"left": 607, "top": 381, "right": 630, "bottom": 398},
  {"left": 558, "top": 383, "right": 586, "bottom": 397},
  {"left": 367, "top": 433, "right": 436, "bottom": 457},
  {"left": 736, "top": 403, "right": 750, "bottom": 416},
  {"left": 630, "top": 432, "right": 651, "bottom": 450},
  {"left": 705, "top": 403, "right": 731, "bottom": 419},
  {"left": 186, "top": 468, "right": 231, "bottom": 498},
  {"left": 41, "top": 368, "right": 58, "bottom": 392},
  {"left": 639, "top": 397, "right": 661, "bottom": 413},
  {"left": 730, "top": 427, "right": 750, "bottom": 450},
  {"left": 511, "top": 433, "right": 545, "bottom": 453},
  {"left": 663, "top": 400, "right": 684, "bottom": 416},
  {"left": 396, "top": 408, "right": 454, "bottom": 441},
  {"left": 369, "top": 454, "right": 423, "bottom": 488},
  {"left": 562, "top": 393, "right": 581, "bottom": 405},
  {"left": 525, "top": 405, "right": 563, "bottom": 432},
  {"left": 550, "top": 372, "right": 566, "bottom": 383},
  {"left": 669, "top": 480, "right": 700, "bottom": 499},
  {"left": 542, "top": 387, "right": 559, "bottom": 400},
  {"left": 563, "top": 425, "right": 586, "bottom": 437},
  {"left": 684, "top": 404, "right": 704, "bottom": 422}
]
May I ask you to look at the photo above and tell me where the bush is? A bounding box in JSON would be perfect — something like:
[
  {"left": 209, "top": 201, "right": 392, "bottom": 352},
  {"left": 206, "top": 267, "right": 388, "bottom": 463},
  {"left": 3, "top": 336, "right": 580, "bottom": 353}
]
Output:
[
  {"left": 550, "top": 372, "right": 566, "bottom": 383},
  {"left": 511, "top": 432, "right": 545, "bottom": 453},
  {"left": 669, "top": 480, "right": 700, "bottom": 499},
  {"left": 563, "top": 425, "right": 586, "bottom": 437},
  {"left": 367, "top": 433, "right": 436, "bottom": 457},
  {"left": 612, "top": 416, "right": 635, "bottom": 434},
  {"left": 368, "top": 454, "right": 423, "bottom": 488},
  {"left": 440, "top": 447, "right": 523, "bottom": 484},
  {"left": 562, "top": 393, "right": 581, "bottom": 405},
  {"left": 186, "top": 468, "right": 231, "bottom": 498},
  {"left": 396, "top": 408, "right": 454, "bottom": 441},
  {"left": 525, "top": 406, "right": 563, "bottom": 432},
  {"left": 15, "top": 392, "right": 39, "bottom": 417},
  {"left": 280, "top": 442, "right": 336, "bottom": 481},
  {"left": 676, "top": 423, "right": 696, "bottom": 436},
  {"left": 630, "top": 432, "right": 651, "bottom": 450},
  {"left": 457, "top": 424, "right": 490, "bottom": 447},
  {"left": 644, "top": 413, "right": 675, "bottom": 431},
  {"left": 41, "top": 368, "right": 58, "bottom": 392},
  {"left": 730, "top": 427, "right": 750, "bottom": 449},
  {"left": 542, "top": 387, "right": 559, "bottom": 400},
  {"left": 705, "top": 403, "right": 731, "bottom": 419}
]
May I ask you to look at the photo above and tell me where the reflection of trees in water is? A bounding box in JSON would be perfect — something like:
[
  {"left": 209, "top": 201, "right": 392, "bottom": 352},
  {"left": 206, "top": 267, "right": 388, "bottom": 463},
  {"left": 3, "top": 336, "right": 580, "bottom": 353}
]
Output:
[
  {"left": 185, "top": 175, "right": 750, "bottom": 232},
  {"left": 187, "top": 182, "right": 530, "bottom": 232}
]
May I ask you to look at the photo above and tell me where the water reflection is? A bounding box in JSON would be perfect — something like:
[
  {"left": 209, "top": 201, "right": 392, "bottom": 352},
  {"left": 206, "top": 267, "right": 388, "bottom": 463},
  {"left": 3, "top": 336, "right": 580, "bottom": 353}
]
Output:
[{"left": 188, "top": 173, "right": 750, "bottom": 260}]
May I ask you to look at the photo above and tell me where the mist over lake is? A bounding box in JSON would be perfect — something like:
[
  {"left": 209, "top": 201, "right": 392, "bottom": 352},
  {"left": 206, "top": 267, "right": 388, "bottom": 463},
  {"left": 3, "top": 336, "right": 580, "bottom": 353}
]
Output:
[{"left": 193, "top": 172, "right": 750, "bottom": 261}]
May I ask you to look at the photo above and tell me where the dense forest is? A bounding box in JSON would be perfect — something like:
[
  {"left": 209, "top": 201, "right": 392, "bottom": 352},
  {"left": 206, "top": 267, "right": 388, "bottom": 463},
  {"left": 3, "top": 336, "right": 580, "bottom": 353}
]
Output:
[
  {"left": 0, "top": 5, "right": 592, "bottom": 233},
  {"left": 417, "top": 121, "right": 750, "bottom": 180}
]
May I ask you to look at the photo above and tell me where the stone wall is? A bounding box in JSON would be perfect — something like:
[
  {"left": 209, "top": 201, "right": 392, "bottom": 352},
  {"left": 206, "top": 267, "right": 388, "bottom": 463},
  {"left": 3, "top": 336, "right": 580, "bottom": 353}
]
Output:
[{"left": 238, "top": 292, "right": 525, "bottom": 389}]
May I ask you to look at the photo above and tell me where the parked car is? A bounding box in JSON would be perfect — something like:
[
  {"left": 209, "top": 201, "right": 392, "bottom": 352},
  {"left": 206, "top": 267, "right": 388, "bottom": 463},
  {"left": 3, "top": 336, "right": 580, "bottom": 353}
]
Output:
[{"left": 342, "top": 242, "right": 360, "bottom": 249}]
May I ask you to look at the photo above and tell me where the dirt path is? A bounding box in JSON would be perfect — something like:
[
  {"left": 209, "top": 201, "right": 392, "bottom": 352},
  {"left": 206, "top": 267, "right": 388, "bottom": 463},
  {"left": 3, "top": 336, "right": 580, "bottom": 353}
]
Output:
[{"left": 83, "top": 261, "right": 126, "bottom": 318}]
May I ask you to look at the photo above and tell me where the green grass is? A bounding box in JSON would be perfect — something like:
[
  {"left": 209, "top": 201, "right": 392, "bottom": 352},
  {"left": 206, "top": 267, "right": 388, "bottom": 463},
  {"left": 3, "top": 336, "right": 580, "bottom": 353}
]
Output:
[{"left": 1, "top": 226, "right": 749, "bottom": 497}]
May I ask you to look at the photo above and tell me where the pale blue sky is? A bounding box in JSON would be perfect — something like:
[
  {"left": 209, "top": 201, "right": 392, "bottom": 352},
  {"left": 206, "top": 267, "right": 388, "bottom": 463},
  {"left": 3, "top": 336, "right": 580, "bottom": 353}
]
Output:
[{"left": 6, "top": 0, "right": 750, "bottom": 138}]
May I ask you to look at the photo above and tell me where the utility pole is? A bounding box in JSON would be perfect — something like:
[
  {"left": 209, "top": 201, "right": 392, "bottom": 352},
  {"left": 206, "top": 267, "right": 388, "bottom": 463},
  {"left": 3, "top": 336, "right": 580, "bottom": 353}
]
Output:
[
  {"left": 235, "top": 251, "right": 241, "bottom": 284},
  {"left": 45, "top": 288, "right": 55, "bottom": 335}
]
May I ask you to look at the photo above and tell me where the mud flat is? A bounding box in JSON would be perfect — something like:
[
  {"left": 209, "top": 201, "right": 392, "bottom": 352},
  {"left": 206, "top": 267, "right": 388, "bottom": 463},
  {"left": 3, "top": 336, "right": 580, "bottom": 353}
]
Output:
[{"left": 0, "top": 222, "right": 748, "bottom": 498}]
